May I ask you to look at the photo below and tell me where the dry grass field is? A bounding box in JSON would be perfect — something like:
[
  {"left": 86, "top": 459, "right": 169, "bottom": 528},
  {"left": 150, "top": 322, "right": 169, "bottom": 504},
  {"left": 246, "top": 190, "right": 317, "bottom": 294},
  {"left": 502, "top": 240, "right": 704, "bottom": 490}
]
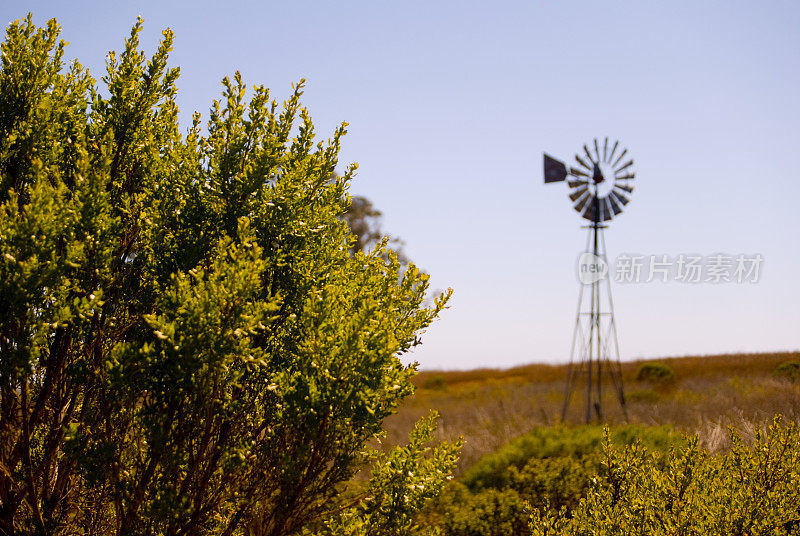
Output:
[{"left": 384, "top": 352, "right": 800, "bottom": 473}]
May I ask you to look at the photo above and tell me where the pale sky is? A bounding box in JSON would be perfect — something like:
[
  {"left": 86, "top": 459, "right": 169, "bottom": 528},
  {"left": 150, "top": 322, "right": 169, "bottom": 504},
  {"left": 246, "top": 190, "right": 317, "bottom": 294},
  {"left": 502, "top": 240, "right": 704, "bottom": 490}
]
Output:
[{"left": 7, "top": 1, "right": 800, "bottom": 369}]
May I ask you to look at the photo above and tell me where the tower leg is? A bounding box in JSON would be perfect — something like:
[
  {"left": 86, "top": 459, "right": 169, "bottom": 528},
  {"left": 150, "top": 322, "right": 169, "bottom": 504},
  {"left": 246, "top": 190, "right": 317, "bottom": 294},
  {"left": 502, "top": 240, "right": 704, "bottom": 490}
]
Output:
[{"left": 561, "top": 224, "right": 627, "bottom": 423}]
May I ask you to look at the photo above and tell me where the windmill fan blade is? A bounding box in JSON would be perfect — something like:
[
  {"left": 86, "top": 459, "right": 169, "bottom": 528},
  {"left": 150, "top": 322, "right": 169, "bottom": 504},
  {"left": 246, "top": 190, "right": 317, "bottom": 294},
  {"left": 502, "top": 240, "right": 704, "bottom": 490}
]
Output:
[
  {"left": 569, "top": 186, "right": 588, "bottom": 202},
  {"left": 569, "top": 167, "right": 589, "bottom": 178},
  {"left": 593, "top": 139, "right": 601, "bottom": 162},
  {"left": 575, "top": 155, "right": 592, "bottom": 171},
  {"left": 568, "top": 179, "right": 588, "bottom": 188},
  {"left": 607, "top": 194, "right": 623, "bottom": 215},
  {"left": 615, "top": 172, "right": 635, "bottom": 180},
  {"left": 615, "top": 159, "right": 634, "bottom": 173},
  {"left": 574, "top": 193, "right": 591, "bottom": 212},
  {"left": 582, "top": 199, "right": 597, "bottom": 221},
  {"left": 615, "top": 183, "right": 634, "bottom": 194},
  {"left": 599, "top": 198, "right": 612, "bottom": 221},
  {"left": 603, "top": 137, "right": 608, "bottom": 162},
  {"left": 612, "top": 148, "right": 628, "bottom": 167},
  {"left": 608, "top": 140, "right": 619, "bottom": 163},
  {"left": 610, "top": 190, "right": 629, "bottom": 207},
  {"left": 583, "top": 145, "right": 595, "bottom": 164},
  {"left": 544, "top": 153, "right": 568, "bottom": 183}
]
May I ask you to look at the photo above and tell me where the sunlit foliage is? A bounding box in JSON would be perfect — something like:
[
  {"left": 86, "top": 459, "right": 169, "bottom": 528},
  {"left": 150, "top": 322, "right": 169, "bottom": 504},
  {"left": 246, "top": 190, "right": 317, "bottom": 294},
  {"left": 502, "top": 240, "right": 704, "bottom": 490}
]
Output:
[{"left": 0, "top": 15, "right": 457, "bottom": 535}]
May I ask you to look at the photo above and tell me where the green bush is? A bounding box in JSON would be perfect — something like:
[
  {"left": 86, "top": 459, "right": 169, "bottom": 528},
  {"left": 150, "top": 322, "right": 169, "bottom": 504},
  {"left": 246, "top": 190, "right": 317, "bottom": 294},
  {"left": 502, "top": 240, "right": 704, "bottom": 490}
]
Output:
[
  {"left": 430, "top": 425, "right": 683, "bottom": 536},
  {"left": 462, "top": 425, "right": 681, "bottom": 491},
  {"left": 530, "top": 417, "right": 800, "bottom": 536},
  {"left": 0, "top": 16, "right": 457, "bottom": 535},
  {"left": 636, "top": 362, "right": 676, "bottom": 385},
  {"left": 506, "top": 455, "right": 595, "bottom": 512},
  {"left": 438, "top": 484, "right": 528, "bottom": 536},
  {"left": 774, "top": 361, "right": 800, "bottom": 382},
  {"left": 423, "top": 375, "right": 448, "bottom": 390}
]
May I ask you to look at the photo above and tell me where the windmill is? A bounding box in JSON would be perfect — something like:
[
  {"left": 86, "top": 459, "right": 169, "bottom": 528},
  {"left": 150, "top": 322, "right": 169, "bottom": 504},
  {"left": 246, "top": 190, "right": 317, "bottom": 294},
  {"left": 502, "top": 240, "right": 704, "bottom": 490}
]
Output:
[{"left": 543, "top": 137, "right": 633, "bottom": 423}]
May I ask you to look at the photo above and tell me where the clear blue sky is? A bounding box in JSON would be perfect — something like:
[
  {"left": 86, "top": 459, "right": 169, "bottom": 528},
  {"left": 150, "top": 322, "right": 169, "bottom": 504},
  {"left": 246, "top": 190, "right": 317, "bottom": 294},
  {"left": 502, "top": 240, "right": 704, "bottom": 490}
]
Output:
[{"left": 7, "top": 1, "right": 800, "bottom": 369}]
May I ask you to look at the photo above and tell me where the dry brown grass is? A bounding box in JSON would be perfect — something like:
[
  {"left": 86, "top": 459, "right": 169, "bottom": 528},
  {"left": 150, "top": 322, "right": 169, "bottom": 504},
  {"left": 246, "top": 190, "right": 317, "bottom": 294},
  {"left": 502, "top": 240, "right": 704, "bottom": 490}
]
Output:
[{"left": 385, "top": 352, "right": 800, "bottom": 473}]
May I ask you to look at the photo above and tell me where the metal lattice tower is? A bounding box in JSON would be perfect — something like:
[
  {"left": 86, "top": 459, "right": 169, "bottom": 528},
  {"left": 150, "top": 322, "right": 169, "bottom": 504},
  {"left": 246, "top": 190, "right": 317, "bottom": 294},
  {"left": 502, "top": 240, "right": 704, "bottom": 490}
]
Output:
[{"left": 543, "top": 137, "right": 633, "bottom": 423}]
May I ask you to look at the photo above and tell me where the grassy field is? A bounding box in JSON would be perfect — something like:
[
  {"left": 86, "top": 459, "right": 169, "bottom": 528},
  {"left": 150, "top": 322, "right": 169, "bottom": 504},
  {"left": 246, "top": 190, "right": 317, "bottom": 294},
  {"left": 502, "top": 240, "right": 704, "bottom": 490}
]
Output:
[{"left": 384, "top": 351, "right": 800, "bottom": 473}]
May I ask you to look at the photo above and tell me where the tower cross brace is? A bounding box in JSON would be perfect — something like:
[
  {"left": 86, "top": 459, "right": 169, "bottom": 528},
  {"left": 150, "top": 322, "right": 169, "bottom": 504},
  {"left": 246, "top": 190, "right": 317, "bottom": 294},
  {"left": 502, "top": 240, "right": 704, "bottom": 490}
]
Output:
[{"left": 561, "top": 201, "right": 628, "bottom": 423}]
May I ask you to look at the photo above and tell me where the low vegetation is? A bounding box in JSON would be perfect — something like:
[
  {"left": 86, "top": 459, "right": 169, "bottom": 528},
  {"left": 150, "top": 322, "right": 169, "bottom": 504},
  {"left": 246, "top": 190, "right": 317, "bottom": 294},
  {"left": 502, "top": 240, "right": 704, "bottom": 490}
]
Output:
[
  {"left": 775, "top": 361, "right": 800, "bottom": 383},
  {"left": 530, "top": 417, "right": 800, "bottom": 535},
  {"left": 384, "top": 352, "right": 800, "bottom": 535},
  {"left": 635, "top": 362, "right": 675, "bottom": 386},
  {"left": 388, "top": 352, "right": 800, "bottom": 471},
  {"left": 424, "top": 425, "right": 684, "bottom": 535}
]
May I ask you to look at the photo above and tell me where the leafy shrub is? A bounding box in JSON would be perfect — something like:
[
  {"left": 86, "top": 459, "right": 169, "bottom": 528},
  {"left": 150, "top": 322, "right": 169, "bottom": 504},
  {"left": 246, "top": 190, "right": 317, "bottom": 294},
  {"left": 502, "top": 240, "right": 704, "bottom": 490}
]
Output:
[
  {"left": 506, "top": 455, "right": 595, "bottom": 512},
  {"left": 626, "top": 388, "right": 660, "bottom": 403},
  {"left": 423, "top": 375, "right": 448, "bottom": 390},
  {"left": 636, "top": 362, "right": 676, "bottom": 385},
  {"left": 0, "top": 16, "right": 457, "bottom": 535},
  {"left": 316, "top": 413, "right": 461, "bottom": 536},
  {"left": 530, "top": 417, "right": 800, "bottom": 536},
  {"left": 774, "top": 361, "right": 800, "bottom": 382},
  {"left": 438, "top": 483, "right": 529, "bottom": 536},
  {"left": 462, "top": 425, "right": 681, "bottom": 491},
  {"left": 431, "top": 425, "right": 683, "bottom": 536}
]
